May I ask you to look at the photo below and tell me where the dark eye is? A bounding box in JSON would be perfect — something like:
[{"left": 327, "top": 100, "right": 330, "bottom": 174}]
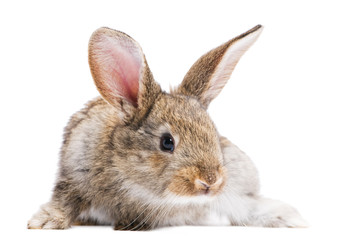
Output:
[{"left": 160, "top": 134, "right": 175, "bottom": 153}]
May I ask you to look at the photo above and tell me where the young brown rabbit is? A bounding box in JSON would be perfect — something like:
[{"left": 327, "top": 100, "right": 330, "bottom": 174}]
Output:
[{"left": 28, "top": 25, "right": 307, "bottom": 230}]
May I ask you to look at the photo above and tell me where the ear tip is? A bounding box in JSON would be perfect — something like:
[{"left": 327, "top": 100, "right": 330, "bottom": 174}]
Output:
[
  {"left": 233, "top": 24, "right": 264, "bottom": 43},
  {"left": 88, "top": 27, "right": 122, "bottom": 53},
  {"left": 90, "top": 27, "right": 113, "bottom": 39},
  {"left": 248, "top": 24, "right": 264, "bottom": 35},
  {"left": 89, "top": 27, "right": 137, "bottom": 47},
  {"left": 89, "top": 27, "right": 108, "bottom": 47}
]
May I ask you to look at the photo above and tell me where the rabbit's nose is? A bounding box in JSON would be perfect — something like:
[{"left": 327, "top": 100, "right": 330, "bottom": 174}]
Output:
[
  {"left": 195, "top": 179, "right": 211, "bottom": 193},
  {"left": 194, "top": 176, "right": 224, "bottom": 195}
]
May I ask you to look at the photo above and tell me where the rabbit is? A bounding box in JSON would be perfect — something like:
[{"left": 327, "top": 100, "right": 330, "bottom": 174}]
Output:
[{"left": 28, "top": 25, "right": 307, "bottom": 230}]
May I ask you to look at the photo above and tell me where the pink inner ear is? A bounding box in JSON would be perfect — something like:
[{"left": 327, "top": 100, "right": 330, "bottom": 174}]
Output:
[{"left": 100, "top": 37, "right": 142, "bottom": 107}]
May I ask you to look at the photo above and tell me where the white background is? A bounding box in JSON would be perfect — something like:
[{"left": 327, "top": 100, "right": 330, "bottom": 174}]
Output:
[{"left": 0, "top": 0, "right": 360, "bottom": 239}]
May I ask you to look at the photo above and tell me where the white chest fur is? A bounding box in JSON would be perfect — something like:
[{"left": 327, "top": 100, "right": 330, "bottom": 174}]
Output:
[{"left": 77, "top": 206, "right": 114, "bottom": 225}]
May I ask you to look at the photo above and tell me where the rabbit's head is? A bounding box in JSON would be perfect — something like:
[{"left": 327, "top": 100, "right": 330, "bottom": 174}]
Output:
[{"left": 88, "top": 25, "right": 262, "bottom": 203}]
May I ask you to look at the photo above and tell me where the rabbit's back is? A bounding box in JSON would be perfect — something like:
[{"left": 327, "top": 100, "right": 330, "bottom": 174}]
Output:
[{"left": 57, "top": 97, "right": 122, "bottom": 197}]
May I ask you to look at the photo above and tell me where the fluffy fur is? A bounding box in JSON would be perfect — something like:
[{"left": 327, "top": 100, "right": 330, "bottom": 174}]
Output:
[{"left": 28, "top": 25, "right": 307, "bottom": 230}]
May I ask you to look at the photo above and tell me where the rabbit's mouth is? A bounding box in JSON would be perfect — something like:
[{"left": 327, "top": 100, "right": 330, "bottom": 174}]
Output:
[
  {"left": 162, "top": 190, "right": 220, "bottom": 205},
  {"left": 166, "top": 165, "right": 226, "bottom": 200}
]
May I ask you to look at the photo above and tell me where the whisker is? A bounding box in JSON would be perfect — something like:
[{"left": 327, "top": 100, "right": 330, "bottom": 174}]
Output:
[
  {"left": 137, "top": 193, "right": 178, "bottom": 230},
  {"left": 152, "top": 194, "right": 176, "bottom": 228},
  {"left": 129, "top": 200, "right": 164, "bottom": 231},
  {"left": 119, "top": 201, "right": 153, "bottom": 230}
]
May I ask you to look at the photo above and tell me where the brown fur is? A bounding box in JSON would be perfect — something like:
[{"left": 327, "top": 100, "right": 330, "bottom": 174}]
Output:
[
  {"left": 175, "top": 25, "right": 262, "bottom": 108},
  {"left": 28, "top": 25, "right": 264, "bottom": 230}
]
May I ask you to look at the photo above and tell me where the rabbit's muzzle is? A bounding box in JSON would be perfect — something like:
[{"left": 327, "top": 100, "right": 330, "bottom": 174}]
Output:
[{"left": 167, "top": 165, "right": 226, "bottom": 197}]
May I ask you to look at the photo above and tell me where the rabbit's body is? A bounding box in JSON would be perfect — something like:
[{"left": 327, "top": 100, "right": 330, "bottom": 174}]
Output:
[
  {"left": 28, "top": 25, "right": 307, "bottom": 230},
  {"left": 56, "top": 96, "right": 259, "bottom": 229}
]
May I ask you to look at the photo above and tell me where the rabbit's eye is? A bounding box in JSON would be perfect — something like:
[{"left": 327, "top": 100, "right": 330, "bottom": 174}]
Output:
[{"left": 160, "top": 134, "right": 175, "bottom": 153}]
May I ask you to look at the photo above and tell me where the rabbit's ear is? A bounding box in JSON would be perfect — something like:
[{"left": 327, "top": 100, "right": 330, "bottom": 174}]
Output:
[
  {"left": 176, "top": 25, "right": 263, "bottom": 108},
  {"left": 89, "top": 27, "right": 161, "bottom": 114}
]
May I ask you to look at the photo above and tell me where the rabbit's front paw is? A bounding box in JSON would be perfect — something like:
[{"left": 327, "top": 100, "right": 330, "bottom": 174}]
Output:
[
  {"left": 251, "top": 198, "right": 308, "bottom": 228},
  {"left": 263, "top": 209, "right": 308, "bottom": 228},
  {"left": 28, "top": 202, "right": 70, "bottom": 229}
]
